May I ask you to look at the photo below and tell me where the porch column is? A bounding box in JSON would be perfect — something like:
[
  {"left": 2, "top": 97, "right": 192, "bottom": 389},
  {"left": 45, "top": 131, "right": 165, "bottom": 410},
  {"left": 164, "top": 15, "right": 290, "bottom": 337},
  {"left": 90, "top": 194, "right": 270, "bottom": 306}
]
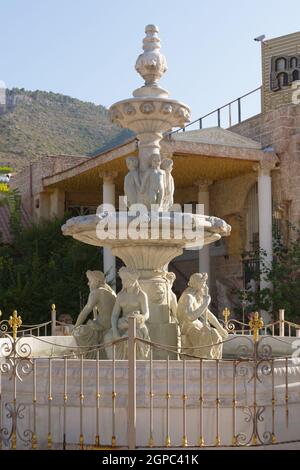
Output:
[
  {"left": 101, "top": 171, "right": 117, "bottom": 291},
  {"left": 50, "top": 188, "right": 65, "bottom": 218},
  {"left": 254, "top": 159, "right": 276, "bottom": 311},
  {"left": 197, "top": 180, "right": 213, "bottom": 285},
  {"left": 39, "top": 191, "right": 51, "bottom": 220}
]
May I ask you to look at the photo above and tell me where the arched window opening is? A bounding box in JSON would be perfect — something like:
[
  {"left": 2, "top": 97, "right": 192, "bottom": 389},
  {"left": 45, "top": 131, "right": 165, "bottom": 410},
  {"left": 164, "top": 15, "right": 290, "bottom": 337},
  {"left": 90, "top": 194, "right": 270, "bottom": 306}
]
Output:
[
  {"left": 277, "top": 72, "right": 288, "bottom": 87},
  {"left": 290, "top": 57, "right": 297, "bottom": 68},
  {"left": 275, "top": 57, "right": 286, "bottom": 71}
]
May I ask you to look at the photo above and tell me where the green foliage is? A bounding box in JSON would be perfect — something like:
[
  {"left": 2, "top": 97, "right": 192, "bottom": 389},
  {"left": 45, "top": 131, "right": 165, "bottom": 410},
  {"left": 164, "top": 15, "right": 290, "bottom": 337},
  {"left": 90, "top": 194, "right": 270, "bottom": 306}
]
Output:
[
  {"left": 0, "top": 166, "right": 13, "bottom": 174},
  {"left": 267, "top": 231, "right": 300, "bottom": 321},
  {"left": 0, "top": 88, "right": 133, "bottom": 170},
  {"left": 240, "top": 228, "right": 300, "bottom": 322},
  {"left": 0, "top": 216, "right": 102, "bottom": 324},
  {"left": 0, "top": 188, "right": 22, "bottom": 234}
]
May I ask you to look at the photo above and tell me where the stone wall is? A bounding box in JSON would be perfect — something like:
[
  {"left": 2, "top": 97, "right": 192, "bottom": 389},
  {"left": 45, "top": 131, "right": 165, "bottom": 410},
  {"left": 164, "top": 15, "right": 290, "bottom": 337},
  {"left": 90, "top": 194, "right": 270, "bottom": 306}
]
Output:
[
  {"left": 261, "top": 31, "right": 300, "bottom": 113},
  {"left": 10, "top": 155, "right": 89, "bottom": 219},
  {"left": 231, "top": 103, "right": 300, "bottom": 231}
]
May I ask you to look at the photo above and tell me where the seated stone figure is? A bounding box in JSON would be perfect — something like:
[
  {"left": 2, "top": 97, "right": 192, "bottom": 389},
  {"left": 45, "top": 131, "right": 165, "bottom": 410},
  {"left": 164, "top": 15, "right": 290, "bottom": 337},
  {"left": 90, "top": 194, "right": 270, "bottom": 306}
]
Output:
[
  {"left": 73, "top": 270, "right": 116, "bottom": 358},
  {"left": 177, "top": 273, "right": 228, "bottom": 359},
  {"left": 104, "top": 267, "right": 150, "bottom": 359}
]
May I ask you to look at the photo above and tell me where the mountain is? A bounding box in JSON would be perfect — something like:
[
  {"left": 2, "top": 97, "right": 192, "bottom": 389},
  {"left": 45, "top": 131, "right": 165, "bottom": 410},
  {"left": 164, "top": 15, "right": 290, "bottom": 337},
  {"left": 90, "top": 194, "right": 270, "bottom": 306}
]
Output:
[{"left": 0, "top": 88, "right": 133, "bottom": 170}]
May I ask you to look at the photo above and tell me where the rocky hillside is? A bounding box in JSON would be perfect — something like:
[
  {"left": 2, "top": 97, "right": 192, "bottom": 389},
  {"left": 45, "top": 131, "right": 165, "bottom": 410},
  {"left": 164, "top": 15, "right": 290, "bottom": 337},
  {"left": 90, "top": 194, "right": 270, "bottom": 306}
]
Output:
[{"left": 0, "top": 88, "right": 132, "bottom": 170}]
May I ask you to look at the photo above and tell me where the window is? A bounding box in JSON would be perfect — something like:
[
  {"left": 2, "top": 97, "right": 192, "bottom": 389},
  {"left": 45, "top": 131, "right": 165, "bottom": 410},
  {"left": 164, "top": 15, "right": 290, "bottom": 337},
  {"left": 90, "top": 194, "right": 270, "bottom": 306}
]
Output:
[
  {"left": 290, "top": 57, "right": 298, "bottom": 68},
  {"left": 275, "top": 57, "right": 286, "bottom": 71},
  {"left": 292, "top": 69, "right": 299, "bottom": 81},
  {"left": 277, "top": 72, "right": 288, "bottom": 88}
]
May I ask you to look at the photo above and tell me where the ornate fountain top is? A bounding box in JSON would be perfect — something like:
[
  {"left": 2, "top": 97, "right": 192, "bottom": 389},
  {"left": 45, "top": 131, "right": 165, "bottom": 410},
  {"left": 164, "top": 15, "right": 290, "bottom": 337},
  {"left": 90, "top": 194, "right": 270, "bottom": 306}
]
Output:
[
  {"left": 135, "top": 24, "right": 167, "bottom": 89},
  {"left": 109, "top": 24, "right": 191, "bottom": 175}
]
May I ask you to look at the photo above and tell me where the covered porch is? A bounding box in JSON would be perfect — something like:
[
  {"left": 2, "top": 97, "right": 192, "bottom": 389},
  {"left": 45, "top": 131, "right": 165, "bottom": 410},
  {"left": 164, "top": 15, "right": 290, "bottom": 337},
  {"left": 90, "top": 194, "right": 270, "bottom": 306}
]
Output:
[{"left": 41, "top": 128, "right": 278, "bottom": 310}]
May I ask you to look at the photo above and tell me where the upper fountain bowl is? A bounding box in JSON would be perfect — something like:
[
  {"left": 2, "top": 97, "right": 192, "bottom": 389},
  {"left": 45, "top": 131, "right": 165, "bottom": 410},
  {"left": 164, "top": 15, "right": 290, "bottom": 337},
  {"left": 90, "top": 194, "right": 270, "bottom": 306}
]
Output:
[{"left": 110, "top": 97, "right": 190, "bottom": 134}]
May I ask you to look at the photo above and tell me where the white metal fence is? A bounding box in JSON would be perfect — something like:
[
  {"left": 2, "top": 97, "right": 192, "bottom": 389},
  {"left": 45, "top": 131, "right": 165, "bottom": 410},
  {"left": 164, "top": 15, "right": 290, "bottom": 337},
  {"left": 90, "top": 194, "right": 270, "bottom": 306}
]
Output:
[{"left": 1, "top": 317, "right": 300, "bottom": 450}]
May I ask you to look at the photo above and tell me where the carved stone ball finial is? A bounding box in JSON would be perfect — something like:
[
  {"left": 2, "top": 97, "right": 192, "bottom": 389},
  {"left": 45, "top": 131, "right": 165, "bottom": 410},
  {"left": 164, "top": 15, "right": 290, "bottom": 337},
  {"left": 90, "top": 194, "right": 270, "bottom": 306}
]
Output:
[{"left": 135, "top": 24, "right": 168, "bottom": 87}]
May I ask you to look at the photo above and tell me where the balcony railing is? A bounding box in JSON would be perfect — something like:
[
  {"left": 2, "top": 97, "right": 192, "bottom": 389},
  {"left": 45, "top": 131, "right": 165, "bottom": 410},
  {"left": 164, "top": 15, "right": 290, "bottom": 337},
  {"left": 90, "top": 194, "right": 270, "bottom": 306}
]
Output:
[{"left": 168, "top": 86, "right": 262, "bottom": 137}]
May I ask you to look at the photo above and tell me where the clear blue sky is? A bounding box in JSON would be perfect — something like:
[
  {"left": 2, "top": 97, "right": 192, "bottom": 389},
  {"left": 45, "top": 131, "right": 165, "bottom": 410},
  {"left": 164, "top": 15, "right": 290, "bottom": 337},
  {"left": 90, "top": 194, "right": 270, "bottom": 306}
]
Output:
[{"left": 1, "top": 0, "right": 300, "bottom": 122}]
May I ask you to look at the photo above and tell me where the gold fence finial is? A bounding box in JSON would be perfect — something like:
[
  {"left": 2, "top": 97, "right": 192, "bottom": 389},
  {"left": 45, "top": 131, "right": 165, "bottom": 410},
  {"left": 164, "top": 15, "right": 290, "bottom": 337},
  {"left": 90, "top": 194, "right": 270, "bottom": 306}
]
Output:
[
  {"left": 8, "top": 310, "right": 22, "bottom": 340},
  {"left": 249, "top": 311, "right": 264, "bottom": 342},
  {"left": 223, "top": 307, "right": 230, "bottom": 324},
  {"left": 51, "top": 304, "right": 56, "bottom": 311}
]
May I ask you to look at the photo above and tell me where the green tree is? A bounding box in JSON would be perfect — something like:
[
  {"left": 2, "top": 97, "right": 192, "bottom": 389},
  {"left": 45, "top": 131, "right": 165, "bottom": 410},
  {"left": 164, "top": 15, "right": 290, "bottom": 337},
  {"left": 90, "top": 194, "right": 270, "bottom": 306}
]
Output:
[
  {"left": 239, "top": 228, "right": 300, "bottom": 322},
  {"left": 0, "top": 215, "right": 102, "bottom": 324}
]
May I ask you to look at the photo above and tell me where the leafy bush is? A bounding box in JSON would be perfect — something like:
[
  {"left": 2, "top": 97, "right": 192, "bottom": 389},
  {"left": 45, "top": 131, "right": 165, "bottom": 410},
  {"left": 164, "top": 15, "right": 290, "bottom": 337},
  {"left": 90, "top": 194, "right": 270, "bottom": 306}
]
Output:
[
  {"left": 0, "top": 214, "right": 102, "bottom": 324},
  {"left": 239, "top": 228, "right": 300, "bottom": 322}
]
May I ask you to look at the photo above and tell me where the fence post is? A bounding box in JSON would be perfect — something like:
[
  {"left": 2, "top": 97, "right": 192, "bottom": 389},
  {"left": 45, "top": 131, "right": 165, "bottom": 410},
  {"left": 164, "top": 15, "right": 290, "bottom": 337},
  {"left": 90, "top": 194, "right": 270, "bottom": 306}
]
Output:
[
  {"left": 51, "top": 304, "right": 56, "bottom": 336},
  {"left": 128, "top": 316, "right": 136, "bottom": 450},
  {"left": 279, "top": 309, "right": 285, "bottom": 337},
  {"left": 238, "top": 98, "right": 241, "bottom": 123}
]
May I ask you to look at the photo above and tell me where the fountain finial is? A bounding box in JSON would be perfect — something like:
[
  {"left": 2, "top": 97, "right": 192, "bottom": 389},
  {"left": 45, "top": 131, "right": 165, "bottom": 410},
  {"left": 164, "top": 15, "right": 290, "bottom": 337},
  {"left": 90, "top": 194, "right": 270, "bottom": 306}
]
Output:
[{"left": 134, "top": 24, "right": 168, "bottom": 96}]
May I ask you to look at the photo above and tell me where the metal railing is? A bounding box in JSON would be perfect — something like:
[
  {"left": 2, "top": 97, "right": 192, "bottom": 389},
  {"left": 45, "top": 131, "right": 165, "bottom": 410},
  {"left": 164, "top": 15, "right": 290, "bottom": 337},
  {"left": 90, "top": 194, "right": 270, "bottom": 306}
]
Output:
[
  {"left": 1, "top": 304, "right": 300, "bottom": 342},
  {"left": 222, "top": 308, "right": 300, "bottom": 337},
  {"left": 1, "top": 306, "right": 300, "bottom": 340},
  {"left": 0, "top": 305, "right": 73, "bottom": 338},
  {"left": 1, "top": 316, "right": 300, "bottom": 450},
  {"left": 167, "top": 86, "right": 262, "bottom": 137}
]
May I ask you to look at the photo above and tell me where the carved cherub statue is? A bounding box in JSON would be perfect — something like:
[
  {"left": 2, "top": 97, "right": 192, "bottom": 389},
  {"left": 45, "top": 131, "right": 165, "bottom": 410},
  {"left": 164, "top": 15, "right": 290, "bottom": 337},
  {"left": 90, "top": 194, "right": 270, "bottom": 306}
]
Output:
[
  {"left": 73, "top": 270, "right": 116, "bottom": 358},
  {"left": 161, "top": 158, "right": 174, "bottom": 211},
  {"left": 140, "top": 153, "right": 165, "bottom": 210},
  {"left": 177, "top": 273, "right": 228, "bottom": 359},
  {"left": 124, "top": 156, "right": 141, "bottom": 207}
]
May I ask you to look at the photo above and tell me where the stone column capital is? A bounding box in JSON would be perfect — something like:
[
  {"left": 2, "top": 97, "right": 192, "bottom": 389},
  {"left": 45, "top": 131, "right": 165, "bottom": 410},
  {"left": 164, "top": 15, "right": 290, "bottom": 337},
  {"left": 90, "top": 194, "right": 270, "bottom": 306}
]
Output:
[
  {"left": 99, "top": 170, "right": 118, "bottom": 184},
  {"left": 195, "top": 179, "right": 213, "bottom": 192},
  {"left": 253, "top": 155, "right": 279, "bottom": 176}
]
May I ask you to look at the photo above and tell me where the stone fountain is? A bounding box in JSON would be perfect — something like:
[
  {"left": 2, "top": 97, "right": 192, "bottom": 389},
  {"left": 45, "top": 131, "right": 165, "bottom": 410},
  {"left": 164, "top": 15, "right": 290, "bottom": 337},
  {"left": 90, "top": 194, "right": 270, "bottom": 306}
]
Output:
[{"left": 62, "top": 25, "right": 231, "bottom": 358}]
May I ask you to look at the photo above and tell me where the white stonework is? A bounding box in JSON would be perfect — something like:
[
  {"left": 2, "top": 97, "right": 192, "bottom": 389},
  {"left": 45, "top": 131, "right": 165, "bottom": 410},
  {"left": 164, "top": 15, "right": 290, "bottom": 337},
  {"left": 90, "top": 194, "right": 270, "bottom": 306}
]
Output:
[
  {"left": 62, "top": 25, "right": 231, "bottom": 358},
  {"left": 100, "top": 171, "right": 117, "bottom": 290},
  {"left": 1, "top": 352, "right": 300, "bottom": 448},
  {"left": 109, "top": 25, "right": 190, "bottom": 172},
  {"left": 177, "top": 273, "right": 228, "bottom": 359}
]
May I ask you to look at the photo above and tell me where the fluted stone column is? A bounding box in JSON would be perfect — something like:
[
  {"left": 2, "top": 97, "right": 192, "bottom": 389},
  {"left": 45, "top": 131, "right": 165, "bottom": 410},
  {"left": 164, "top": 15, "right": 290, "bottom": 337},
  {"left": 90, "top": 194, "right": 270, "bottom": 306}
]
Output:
[
  {"left": 101, "top": 172, "right": 117, "bottom": 291},
  {"left": 197, "top": 180, "right": 213, "bottom": 285}
]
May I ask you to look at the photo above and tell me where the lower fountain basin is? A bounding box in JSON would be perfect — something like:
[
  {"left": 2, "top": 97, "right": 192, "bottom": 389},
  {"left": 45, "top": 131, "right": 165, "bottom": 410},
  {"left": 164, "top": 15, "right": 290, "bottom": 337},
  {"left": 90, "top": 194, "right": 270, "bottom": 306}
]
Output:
[{"left": 62, "top": 211, "right": 231, "bottom": 250}]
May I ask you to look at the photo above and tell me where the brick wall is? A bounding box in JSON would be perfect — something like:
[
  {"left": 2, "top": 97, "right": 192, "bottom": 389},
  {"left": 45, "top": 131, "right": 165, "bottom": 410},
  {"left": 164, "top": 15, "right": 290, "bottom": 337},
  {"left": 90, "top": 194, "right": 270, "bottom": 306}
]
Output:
[
  {"left": 231, "top": 103, "right": 300, "bottom": 229},
  {"left": 10, "top": 155, "right": 90, "bottom": 217},
  {"left": 261, "top": 32, "right": 300, "bottom": 112}
]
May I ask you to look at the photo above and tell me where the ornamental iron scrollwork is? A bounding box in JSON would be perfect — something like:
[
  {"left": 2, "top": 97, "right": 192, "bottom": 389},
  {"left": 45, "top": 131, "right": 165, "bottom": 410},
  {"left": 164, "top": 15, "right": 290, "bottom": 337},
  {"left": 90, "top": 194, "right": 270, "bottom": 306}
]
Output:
[{"left": 0, "top": 312, "right": 33, "bottom": 449}]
